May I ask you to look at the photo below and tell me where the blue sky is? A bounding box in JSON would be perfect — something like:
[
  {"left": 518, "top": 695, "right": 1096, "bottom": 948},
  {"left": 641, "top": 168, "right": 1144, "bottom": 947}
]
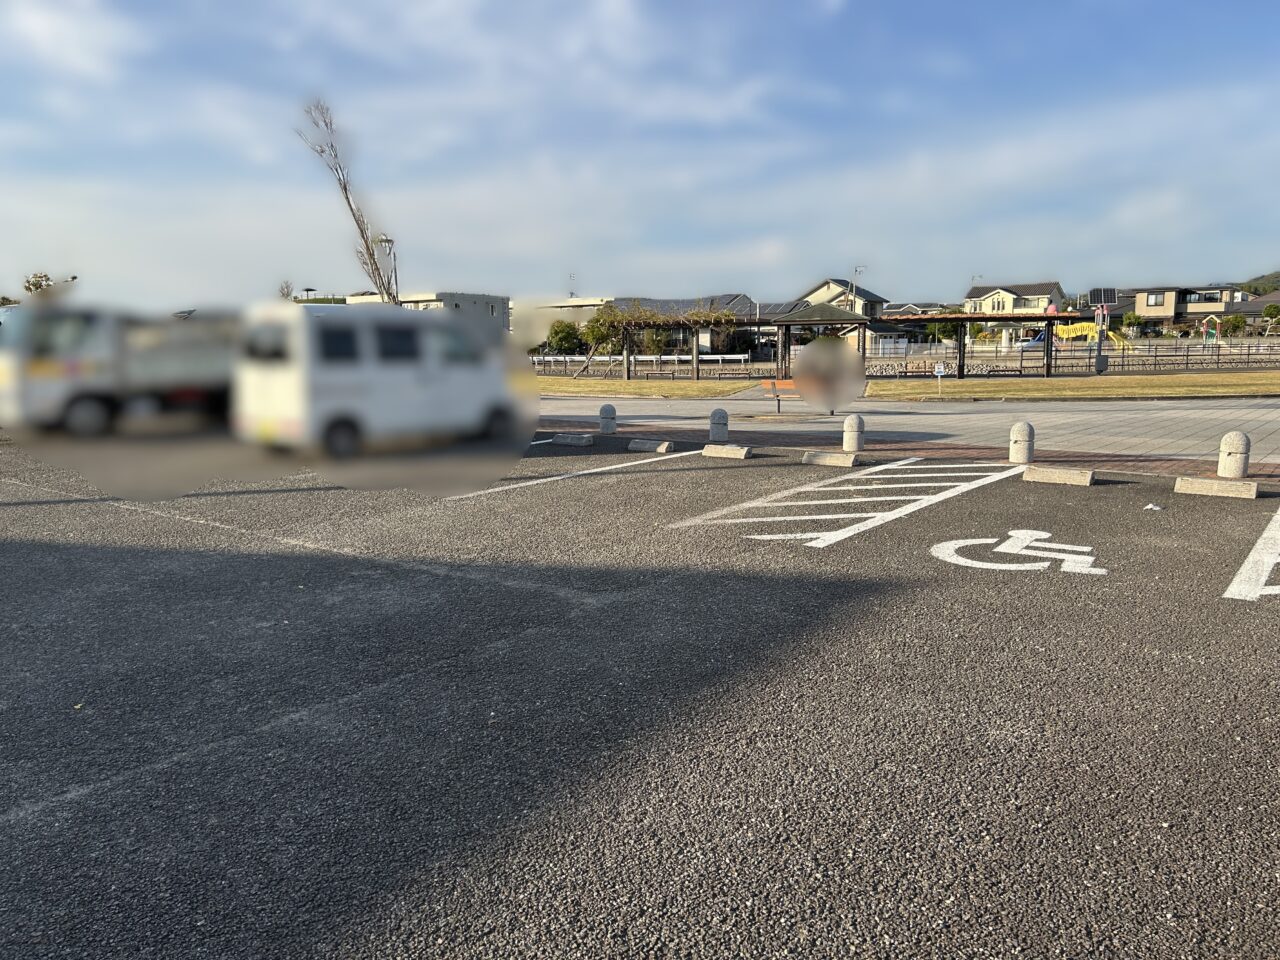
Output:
[{"left": 2, "top": 0, "right": 1278, "bottom": 307}]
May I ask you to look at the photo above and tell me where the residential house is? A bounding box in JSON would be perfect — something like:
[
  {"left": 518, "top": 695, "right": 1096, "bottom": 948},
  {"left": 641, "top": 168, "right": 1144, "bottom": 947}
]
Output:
[
  {"left": 963, "top": 281, "right": 1065, "bottom": 315},
  {"left": 1226, "top": 288, "right": 1280, "bottom": 332},
  {"left": 1129, "top": 283, "right": 1253, "bottom": 326},
  {"left": 797, "top": 279, "right": 889, "bottom": 318}
]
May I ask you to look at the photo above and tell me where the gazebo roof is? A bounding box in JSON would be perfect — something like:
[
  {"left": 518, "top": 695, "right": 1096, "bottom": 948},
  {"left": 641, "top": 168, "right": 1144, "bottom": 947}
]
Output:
[{"left": 773, "top": 301, "right": 870, "bottom": 326}]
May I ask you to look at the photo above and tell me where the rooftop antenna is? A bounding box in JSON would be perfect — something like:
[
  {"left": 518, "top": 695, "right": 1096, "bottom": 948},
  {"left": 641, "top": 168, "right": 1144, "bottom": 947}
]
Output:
[
  {"left": 846, "top": 265, "right": 867, "bottom": 310},
  {"left": 568, "top": 272, "right": 577, "bottom": 299}
]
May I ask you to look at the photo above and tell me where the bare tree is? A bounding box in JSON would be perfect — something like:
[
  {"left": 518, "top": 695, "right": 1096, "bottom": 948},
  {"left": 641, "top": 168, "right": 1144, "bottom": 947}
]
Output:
[
  {"left": 278, "top": 279, "right": 295, "bottom": 300},
  {"left": 297, "top": 100, "right": 399, "bottom": 305}
]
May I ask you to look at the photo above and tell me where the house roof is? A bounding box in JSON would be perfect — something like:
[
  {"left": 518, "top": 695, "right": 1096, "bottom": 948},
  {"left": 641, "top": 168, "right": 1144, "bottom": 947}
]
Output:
[
  {"left": 774, "top": 301, "right": 871, "bottom": 325},
  {"left": 803, "top": 279, "right": 889, "bottom": 304},
  {"left": 965, "top": 281, "right": 1063, "bottom": 299},
  {"left": 613, "top": 294, "right": 755, "bottom": 317},
  {"left": 1226, "top": 291, "right": 1280, "bottom": 314},
  {"left": 884, "top": 302, "right": 943, "bottom": 312},
  {"left": 1131, "top": 282, "right": 1244, "bottom": 292}
]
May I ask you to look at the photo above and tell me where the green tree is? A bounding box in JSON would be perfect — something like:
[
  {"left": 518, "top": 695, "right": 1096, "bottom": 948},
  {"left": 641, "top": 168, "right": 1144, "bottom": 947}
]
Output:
[
  {"left": 1220, "top": 315, "right": 1246, "bottom": 337},
  {"left": 546, "top": 318, "right": 585, "bottom": 354},
  {"left": 0, "top": 295, "right": 19, "bottom": 306},
  {"left": 926, "top": 321, "right": 960, "bottom": 341},
  {"left": 1264, "top": 304, "right": 1280, "bottom": 321},
  {"left": 641, "top": 327, "right": 669, "bottom": 355}
]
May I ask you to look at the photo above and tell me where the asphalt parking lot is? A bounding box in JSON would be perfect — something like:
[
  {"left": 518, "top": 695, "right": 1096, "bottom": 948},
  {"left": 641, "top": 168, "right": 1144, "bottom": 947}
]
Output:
[{"left": 2, "top": 434, "right": 1278, "bottom": 958}]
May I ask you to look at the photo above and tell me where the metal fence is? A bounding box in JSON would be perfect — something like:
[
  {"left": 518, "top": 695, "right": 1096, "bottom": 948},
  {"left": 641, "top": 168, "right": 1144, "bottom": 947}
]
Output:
[
  {"left": 530, "top": 340, "right": 1280, "bottom": 380},
  {"left": 870, "top": 341, "right": 1280, "bottom": 378}
]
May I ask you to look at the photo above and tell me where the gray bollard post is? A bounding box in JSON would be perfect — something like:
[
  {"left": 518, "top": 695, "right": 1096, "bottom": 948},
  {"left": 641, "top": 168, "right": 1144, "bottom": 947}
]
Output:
[
  {"left": 843, "top": 414, "right": 865, "bottom": 453},
  {"left": 1218, "top": 431, "right": 1250, "bottom": 479},
  {"left": 598, "top": 403, "right": 617, "bottom": 435},
  {"left": 709, "top": 408, "right": 729, "bottom": 443},
  {"left": 1010, "top": 421, "right": 1035, "bottom": 464}
]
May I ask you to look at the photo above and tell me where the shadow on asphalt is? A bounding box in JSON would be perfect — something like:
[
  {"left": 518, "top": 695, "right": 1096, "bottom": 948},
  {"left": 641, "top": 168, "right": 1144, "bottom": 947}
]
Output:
[{"left": 1, "top": 540, "right": 892, "bottom": 958}]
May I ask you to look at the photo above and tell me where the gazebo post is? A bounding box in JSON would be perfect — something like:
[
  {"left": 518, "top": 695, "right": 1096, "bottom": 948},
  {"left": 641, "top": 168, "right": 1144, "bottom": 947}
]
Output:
[
  {"left": 691, "top": 324, "right": 700, "bottom": 381},
  {"left": 622, "top": 327, "right": 632, "bottom": 381}
]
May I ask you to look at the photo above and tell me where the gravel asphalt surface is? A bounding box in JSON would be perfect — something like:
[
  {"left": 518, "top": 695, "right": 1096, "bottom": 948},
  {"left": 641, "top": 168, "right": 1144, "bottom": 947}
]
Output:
[{"left": 2, "top": 435, "right": 1278, "bottom": 958}]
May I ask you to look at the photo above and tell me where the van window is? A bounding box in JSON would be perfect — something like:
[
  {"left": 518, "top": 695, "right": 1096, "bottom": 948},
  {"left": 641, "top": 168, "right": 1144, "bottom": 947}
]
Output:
[
  {"left": 243, "top": 323, "right": 289, "bottom": 362},
  {"left": 439, "top": 327, "right": 482, "bottom": 365},
  {"left": 319, "top": 325, "right": 359, "bottom": 362},
  {"left": 376, "top": 325, "right": 420, "bottom": 361}
]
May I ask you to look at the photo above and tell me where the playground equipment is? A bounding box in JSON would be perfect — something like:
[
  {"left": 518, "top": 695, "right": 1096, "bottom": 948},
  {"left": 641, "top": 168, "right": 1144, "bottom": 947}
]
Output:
[{"left": 1051, "top": 320, "right": 1132, "bottom": 349}]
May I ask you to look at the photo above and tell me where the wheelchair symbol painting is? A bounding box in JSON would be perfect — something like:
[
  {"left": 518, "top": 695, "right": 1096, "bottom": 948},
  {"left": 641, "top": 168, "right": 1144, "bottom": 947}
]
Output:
[{"left": 930, "top": 529, "right": 1107, "bottom": 575}]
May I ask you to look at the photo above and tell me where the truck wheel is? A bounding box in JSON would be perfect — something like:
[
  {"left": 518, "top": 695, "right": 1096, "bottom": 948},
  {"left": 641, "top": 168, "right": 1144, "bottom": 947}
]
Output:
[
  {"left": 323, "top": 420, "right": 362, "bottom": 460},
  {"left": 483, "top": 407, "right": 514, "bottom": 440},
  {"left": 63, "top": 397, "right": 114, "bottom": 437}
]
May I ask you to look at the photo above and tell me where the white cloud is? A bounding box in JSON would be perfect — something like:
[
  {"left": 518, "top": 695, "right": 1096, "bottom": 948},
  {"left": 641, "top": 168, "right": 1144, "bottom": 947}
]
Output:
[{"left": 0, "top": 0, "right": 148, "bottom": 82}]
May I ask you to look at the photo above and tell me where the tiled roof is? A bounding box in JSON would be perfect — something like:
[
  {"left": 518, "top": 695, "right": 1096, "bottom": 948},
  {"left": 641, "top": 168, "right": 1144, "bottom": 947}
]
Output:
[
  {"left": 965, "top": 281, "right": 1062, "bottom": 299},
  {"left": 613, "top": 294, "right": 755, "bottom": 317},
  {"left": 821, "top": 279, "right": 889, "bottom": 303}
]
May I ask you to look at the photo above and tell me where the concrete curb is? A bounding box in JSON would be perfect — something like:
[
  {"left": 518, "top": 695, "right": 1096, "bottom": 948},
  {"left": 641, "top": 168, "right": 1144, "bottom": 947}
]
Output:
[
  {"left": 1174, "top": 476, "right": 1259, "bottom": 499},
  {"left": 702, "top": 444, "right": 753, "bottom": 460},
  {"left": 1024, "top": 465, "right": 1095, "bottom": 486},
  {"left": 628, "top": 439, "right": 677, "bottom": 453},
  {"left": 551, "top": 433, "right": 593, "bottom": 447},
  {"left": 801, "top": 451, "right": 860, "bottom": 468}
]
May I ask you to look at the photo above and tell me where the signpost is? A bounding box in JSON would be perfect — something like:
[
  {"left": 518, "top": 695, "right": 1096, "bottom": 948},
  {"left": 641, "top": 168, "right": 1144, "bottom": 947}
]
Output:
[
  {"left": 1088, "top": 288, "right": 1118, "bottom": 375},
  {"left": 934, "top": 361, "right": 945, "bottom": 398}
]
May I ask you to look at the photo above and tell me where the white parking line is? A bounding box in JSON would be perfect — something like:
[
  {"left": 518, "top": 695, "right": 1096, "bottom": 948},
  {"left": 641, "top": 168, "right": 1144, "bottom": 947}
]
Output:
[
  {"left": 448, "top": 449, "right": 702, "bottom": 499},
  {"left": 791, "top": 466, "right": 1025, "bottom": 548},
  {"left": 671, "top": 457, "right": 1025, "bottom": 548},
  {"left": 669, "top": 459, "right": 921, "bottom": 528},
  {"left": 1223, "top": 506, "right": 1280, "bottom": 602}
]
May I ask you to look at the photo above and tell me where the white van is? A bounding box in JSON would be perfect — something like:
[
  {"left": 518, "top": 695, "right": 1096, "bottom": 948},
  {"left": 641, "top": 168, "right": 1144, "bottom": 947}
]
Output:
[{"left": 233, "top": 301, "right": 518, "bottom": 458}]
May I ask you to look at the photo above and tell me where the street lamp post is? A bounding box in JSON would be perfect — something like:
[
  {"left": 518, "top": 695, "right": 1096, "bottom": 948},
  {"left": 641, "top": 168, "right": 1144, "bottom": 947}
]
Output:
[{"left": 376, "top": 233, "right": 398, "bottom": 304}]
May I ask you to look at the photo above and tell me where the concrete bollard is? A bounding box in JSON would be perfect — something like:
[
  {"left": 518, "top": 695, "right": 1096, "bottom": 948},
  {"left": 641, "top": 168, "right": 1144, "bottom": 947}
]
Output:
[
  {"left": 709, "top": 408, "right": 729, "bottom": 443},
  {"left": 1009, "top": 421, "right": 1035, "bottom": 464},
  {"left": 1218, "top": 431, "right": 1250, "bottom": 479},
  {"left": 598, "top": 403, "right": 617, "bottom": 435},
  {"left": 843, "top": 414, "right": 865, "bottom": 453}
]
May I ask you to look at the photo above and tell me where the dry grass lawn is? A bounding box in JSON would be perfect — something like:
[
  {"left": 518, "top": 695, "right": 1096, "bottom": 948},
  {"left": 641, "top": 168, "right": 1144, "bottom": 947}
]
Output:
[
  {"left": 537, "top": 376, "right": 753, "bottom": 399},
  {"left": 866, "top": 370, "right": 1280, "bottom": 401}
]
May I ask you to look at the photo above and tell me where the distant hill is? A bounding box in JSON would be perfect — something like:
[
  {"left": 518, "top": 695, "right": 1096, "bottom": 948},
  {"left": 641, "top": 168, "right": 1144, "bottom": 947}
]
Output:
[{"left": 1241, "top": 270, "right": 1280, "bottom": 296}]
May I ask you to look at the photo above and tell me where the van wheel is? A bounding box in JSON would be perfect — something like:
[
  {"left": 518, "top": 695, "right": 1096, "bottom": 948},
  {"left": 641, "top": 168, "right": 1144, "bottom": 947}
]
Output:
[
  {"left": 323, "top": 420, "right": 362, "bottom": 459},
  {"left": 483, "top": 407, "right": 514, "bottom": 440},
  {"left": 62, "top": 396, "right": 114, "bottom": 437}
]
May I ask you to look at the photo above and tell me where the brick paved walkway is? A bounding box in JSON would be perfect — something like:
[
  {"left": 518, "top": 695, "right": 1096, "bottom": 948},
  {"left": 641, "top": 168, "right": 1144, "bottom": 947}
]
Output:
[{"left": 539, "top": 418, "right": 1280, "bottom": 481}]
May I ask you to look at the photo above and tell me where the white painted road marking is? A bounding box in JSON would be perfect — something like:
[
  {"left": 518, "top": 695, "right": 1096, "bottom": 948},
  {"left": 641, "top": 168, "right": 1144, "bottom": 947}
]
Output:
[
  {"left": 799, "top": 466, "right": 1024, "bottom": 549},
  {"left": 1223, "top": 506, "right": 1280, "bottom": 601},
  {"left": 932, "top": 529, "right": 1107, "bottom": 575},
  {"left": 448, "top": 449, "right": 702, "bottom": 499},
  {"left": 672, "top": 458, "right": 1025, "bottom": 548},
  {"left": 669, "top": 458, "right": 922, "bottom": 529}
]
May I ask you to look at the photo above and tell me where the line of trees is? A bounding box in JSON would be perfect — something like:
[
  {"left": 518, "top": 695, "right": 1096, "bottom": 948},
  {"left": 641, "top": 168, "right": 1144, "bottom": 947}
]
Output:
[{"left": 534, "top": 300, "right": 741, "bottom": 377}]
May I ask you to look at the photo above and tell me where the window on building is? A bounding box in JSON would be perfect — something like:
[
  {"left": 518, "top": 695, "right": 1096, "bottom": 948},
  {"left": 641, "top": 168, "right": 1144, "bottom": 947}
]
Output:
[
  {"left": 318, "top": 325, "right": 359, "bottom": 362},
  {"left": 1146, "top": 293, "right": 1165, "bottom": 306},
  {"left": 375, "top": 325, "right": 420, "bottom": 361}
]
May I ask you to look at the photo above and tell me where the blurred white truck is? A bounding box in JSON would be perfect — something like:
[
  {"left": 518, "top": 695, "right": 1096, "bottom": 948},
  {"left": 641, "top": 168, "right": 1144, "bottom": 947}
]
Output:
[{"left": 0, "top": 305, "right": 236, "bottom": 435}]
